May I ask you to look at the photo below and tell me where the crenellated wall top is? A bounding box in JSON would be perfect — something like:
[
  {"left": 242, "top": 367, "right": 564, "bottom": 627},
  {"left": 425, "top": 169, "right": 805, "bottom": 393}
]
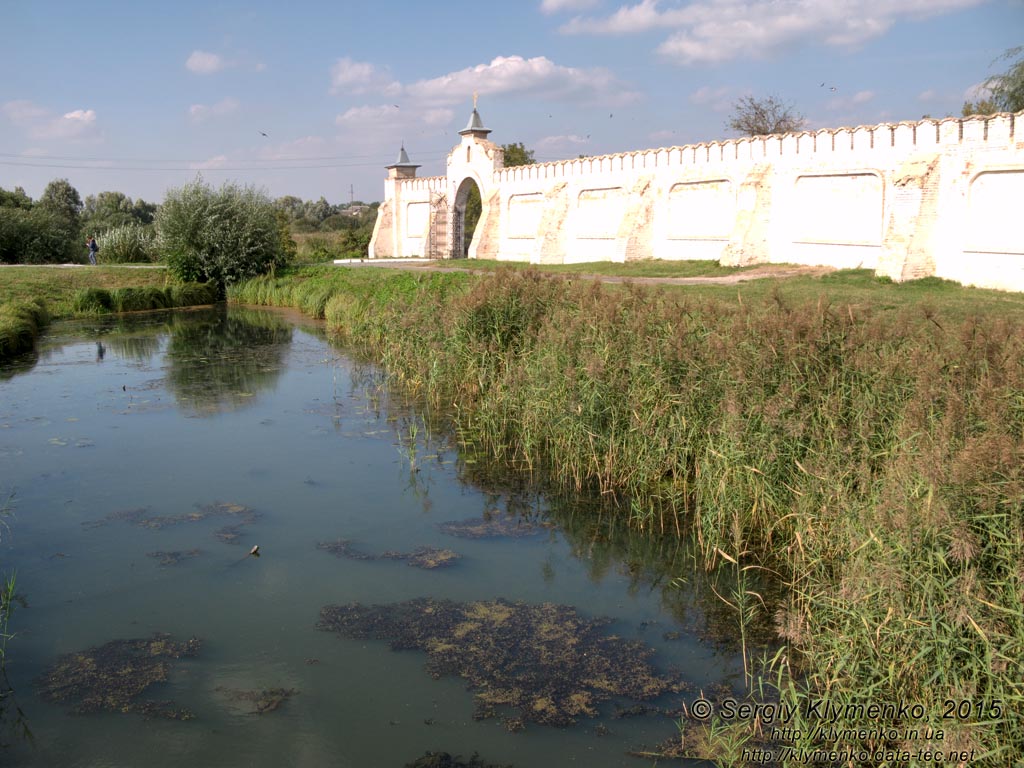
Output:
[
  {"left": 487, "top": 111, "right": 1021, "bottom": 184},
  {"left": 385, "top": 111, "right": 1021, "bottom": 192}
]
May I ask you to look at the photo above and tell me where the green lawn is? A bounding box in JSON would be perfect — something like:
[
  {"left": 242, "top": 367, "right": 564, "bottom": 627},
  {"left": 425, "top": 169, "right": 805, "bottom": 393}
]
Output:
[{"left": 0, "top": 265, "right": 170, "bottom": 320}]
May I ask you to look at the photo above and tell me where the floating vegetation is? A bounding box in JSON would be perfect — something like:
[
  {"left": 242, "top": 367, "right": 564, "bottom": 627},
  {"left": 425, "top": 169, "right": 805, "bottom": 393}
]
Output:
[
  {"left": 317, "top": 538, "right": 373, "bottom": 561},
  {"left": 146, "top": 549, "right": 202, "bottom": 567},
  {"left": 84, "top": 500, "right": 259, "bottom": 543},
  {"left": 216, "top": 686, "right": 298, "bottom": 716},
  {"left": 382, "top": 546, "right": 460, "bottom": 570},
  {"left": 318, "top": 539, "right": 461, "bottom": 570},
  {"left": 437, "top": 514, "right": 549, "bottom": 540},
  {"left": 317, "top": 598, "right": 687, "bottom": 729},
  {"left": 36, "top": 633, "right": 200, "bottom": 719},
  {"left": 404, "top": 752, "right": 513, "bottom": 768}
]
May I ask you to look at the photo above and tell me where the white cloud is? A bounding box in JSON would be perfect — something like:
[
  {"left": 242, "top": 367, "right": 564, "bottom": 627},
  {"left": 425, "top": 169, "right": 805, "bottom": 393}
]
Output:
[
  {"left": 422, "top": 108, "right": 454, "bottom": 126},
  {"left": 689, "top": 85, "right": 734, "bottom": 112},
  {"left": 648, "top": 128, "right": 680, "bottom": 142},
  {"left": 256, "top": 136, "right": 329, "bottom": 161},
  {"left": 963, "top": 81, "right": 993, "bottom": 102},
  {"left": 536, "top": 133, "right": 591, "bottom": 151},
  {"left": 335, "top": 105, "right": 398, "bottom": 125},
  {"left": 2, "top": 100, "right": 49, "bottom": 125},
  {"left": 186, "top": 50, "right": 225, "bottom": 74},
  {"left": 827, "top": 89, "right": 875, "bottom": 110},
  {"left": 3, "top": 100, "right": 98, "bottom": 139},
  {"left": 329, "top": 57, "right": 400, "bottom": 96},
  {"left": 405, "top": 55, "right": 639, "bottom": 106},
  {"left": 540, "top": 0, "right": 600, "bottom": 13},
  {"left": 561, "top": 0, "right": 986, "bottom": 65},
  {"left": 190, "top": 154, "right": 229, "bottom": 170},
  {"left": 561, "top": 0, "right": 673, "bottom": 33},
  {"left": 189, "top": 97, "right": 240, "bottom": 123}
]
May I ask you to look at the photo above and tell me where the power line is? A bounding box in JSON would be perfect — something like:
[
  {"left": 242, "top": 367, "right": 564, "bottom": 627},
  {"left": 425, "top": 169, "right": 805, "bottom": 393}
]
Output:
[
  {"left": 0, "top": 149, "right": 452, "bottom": 164},
  {"left": 0, "top": 159, "right": 394, "bottom": 172}
]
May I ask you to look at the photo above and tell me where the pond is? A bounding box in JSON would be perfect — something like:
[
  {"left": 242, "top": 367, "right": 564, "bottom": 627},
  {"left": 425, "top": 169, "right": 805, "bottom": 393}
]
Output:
[{"left": 0, "top": 306, "right": 745, "bottom": 767}]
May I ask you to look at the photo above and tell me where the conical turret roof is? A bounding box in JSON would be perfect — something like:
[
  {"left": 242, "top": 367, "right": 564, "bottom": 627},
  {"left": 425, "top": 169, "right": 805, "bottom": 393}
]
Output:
[
  {"left": 459, "top": 107, "right": 491, "bottom": 137},
  {"left": 387, "top": 144, "right": 420, "bottom": 168}
]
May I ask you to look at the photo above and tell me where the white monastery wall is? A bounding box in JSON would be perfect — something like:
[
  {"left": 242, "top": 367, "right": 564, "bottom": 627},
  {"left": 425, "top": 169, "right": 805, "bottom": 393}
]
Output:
[{"left": 370, "top": 112, "right": 1024, "bottom": 292}]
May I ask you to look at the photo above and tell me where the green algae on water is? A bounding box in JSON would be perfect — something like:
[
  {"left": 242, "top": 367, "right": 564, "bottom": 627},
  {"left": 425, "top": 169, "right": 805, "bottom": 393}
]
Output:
[
  {"left": 146, "top": 549, "right": 202, "bottom": 566},
  {"left": 216, "top": 686, "right": 299, "bottom": 715},
  {"left": 84, "top": 500, "right": 260, "bottom": 543},
  {"left": 437, "top": 514, "right": 549, "bottom": 540},
  {"left": 381, "top": 546, "right": 460, "bottom": 569},
  {"left": 318, "top": 539, "right": 461, "bottom": 570},
  {"left": 404, "top": 752, "right": 513, "bottom": 768},
  {"left": 317, "top": 598, "right": 687, "bottom": 729},
  {"left": 36, "top": 633, "right": 200, "bottom": 719}
]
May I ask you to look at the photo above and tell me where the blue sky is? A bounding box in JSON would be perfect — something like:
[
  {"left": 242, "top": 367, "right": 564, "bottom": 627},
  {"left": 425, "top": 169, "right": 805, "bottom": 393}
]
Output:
[{"left": 3, "top": 0, "right": 1021, "bottom": 205}]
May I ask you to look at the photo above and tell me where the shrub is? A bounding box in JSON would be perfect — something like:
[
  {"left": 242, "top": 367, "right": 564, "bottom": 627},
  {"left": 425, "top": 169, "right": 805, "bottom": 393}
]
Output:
[
  {"left": 0, "top": 207, "right": 77, "bottom": 264},
  {"left": 72, "top": 288, "right": 114, "bottom": 313},
  {"left": 96, "top": 224, "right": 156, "bottom": 264},
  {"left": 0, "top": 298, "right": 49, "bottom": 358},
  {"left": 108, "top": 287, "right": 171, "bottom": 313},
  {"left": 156, "top": 179, "right": 290, "bottom": 288},
  {"left": 168, "top": 283, "right": 219, "bottom": 307}
]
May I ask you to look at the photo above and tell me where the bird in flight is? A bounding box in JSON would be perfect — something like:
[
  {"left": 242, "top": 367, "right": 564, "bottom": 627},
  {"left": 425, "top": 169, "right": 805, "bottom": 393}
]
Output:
[{"left": 259, "top": 130, "right": 268, "bottom": 137}]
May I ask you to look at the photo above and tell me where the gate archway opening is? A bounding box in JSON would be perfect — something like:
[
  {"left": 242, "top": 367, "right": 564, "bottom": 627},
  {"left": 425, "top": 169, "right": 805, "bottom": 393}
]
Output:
[{"left": 453, "top": 177, "right": 482, "bottom": 259}]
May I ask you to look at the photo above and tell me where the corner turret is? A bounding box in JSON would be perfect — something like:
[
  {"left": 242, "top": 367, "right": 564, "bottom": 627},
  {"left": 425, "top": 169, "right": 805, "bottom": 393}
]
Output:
[{"left": 386, "top": 144, "right": 420, "bottom": 179}]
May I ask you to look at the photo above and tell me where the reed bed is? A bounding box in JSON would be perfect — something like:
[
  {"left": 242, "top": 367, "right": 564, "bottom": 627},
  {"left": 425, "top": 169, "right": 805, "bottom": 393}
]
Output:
[{"left": 230, "top": 266, "right": 1024, "bottom": 762}]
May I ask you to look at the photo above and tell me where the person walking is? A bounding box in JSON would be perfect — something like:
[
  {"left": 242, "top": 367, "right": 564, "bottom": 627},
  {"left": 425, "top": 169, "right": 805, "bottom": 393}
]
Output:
[{"left": 86, "top": 235, "right": 99, "bottom": 265}]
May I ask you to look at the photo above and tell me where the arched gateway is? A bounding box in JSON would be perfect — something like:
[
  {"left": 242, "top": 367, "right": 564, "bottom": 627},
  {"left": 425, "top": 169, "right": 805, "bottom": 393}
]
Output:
[
  {"left": 369, "top": 105, "right": 502, "bottom": 261},
  {"left": 368, "top": 105, "right": 1024, "bottom": 293}
]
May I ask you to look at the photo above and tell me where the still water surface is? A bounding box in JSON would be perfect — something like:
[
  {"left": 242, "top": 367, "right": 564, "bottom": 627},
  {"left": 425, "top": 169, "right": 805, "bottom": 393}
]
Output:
[{"left": 0, "top": 306, "right": 741, "bottom": 767}]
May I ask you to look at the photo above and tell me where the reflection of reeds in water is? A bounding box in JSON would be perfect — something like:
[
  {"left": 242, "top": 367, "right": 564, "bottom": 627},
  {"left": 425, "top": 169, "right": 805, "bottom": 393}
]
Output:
[
  {"left": 102, "top": 334, "right": 163, "bottom": 362},
  {"left": 232, "top": 267, "right": 1024, "bottom": 761}
]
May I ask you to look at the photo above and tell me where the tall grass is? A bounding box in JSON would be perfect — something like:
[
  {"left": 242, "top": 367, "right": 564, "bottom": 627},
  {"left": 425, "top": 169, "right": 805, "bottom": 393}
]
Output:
[
  {"left": 70, "top": 283, "right": 219, "bottom": 315},
  {"left": 231, "top": 266, "right": 1024, "bottom": 762},
  {"left": 96, "top": 224, "right": 156, "bottom": 264},
  {"left": 0, "top": 299, "right": 49, "bottom": 359}
]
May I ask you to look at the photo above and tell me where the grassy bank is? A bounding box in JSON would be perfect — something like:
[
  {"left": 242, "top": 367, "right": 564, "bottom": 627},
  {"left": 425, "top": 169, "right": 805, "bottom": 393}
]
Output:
[
  {"left": 0, "top": 266, "right": 219, "bottom": 363},
  {"left": 232, "top": 263, "right": 1023, "bottom": 763},
  {"left": 0, "top": 265, "right": 170, "bottom": 319}
]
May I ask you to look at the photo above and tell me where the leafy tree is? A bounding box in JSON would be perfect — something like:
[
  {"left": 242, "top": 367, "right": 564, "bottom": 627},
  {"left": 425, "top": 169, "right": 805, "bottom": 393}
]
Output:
[
  {"left": 0, "top": 186, "right": 33, "bottom": 210},
  {"left": 81, "top": 191, "right": 158, "bottom": 233},
  {"left": 156, "top": 178, "right": 289, "bottom": 289},
  {"left": 131, "top": 198, "right": 157, "bottom": 225},
  {"left": 38, "top": 178, "right": 83, "bottom": 232},
  {"left": 502, "top": 142, "right": 536, "bottom": 167},
  {"left": 0, "top": 207, "right": 76, "bottom": 264},
  {"left": 275, "top": 211, "right": 297, "bottom": 263},
  {"left": 963, "top": 46, "right": 1024, "bottom": 115},
  {"left": 82, "top": 191, "right": 136, "bottom": 232},
  {"left": 274, "top": 195, "right": 306, "bottom": 221},
  {"left": 726, "top": 95, "right": 807, "bottom": 137},
  {"left": 31, "top": 178, "right": 84, "bottom": 261},
  {"left": 308, "top": 197, "right": 334, "bottom": 223}
]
